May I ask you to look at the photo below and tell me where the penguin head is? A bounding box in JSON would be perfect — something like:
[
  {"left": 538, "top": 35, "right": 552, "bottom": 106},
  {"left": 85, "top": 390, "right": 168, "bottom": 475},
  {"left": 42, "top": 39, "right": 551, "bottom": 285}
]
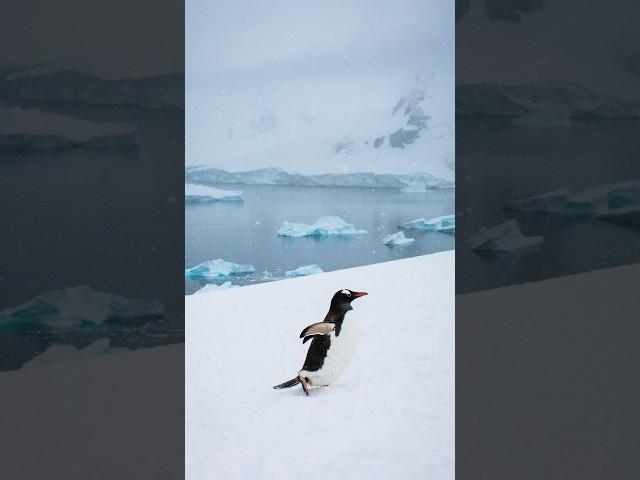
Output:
[{"left": 330, "top": 289, "right": 368, "bottom": 312}]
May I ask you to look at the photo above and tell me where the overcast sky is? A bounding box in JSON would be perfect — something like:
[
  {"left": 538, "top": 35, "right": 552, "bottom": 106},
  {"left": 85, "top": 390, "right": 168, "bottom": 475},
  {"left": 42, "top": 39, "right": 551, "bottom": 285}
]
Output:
[{"left": 187, "top": 0, "right": 454, "bottom": 176}]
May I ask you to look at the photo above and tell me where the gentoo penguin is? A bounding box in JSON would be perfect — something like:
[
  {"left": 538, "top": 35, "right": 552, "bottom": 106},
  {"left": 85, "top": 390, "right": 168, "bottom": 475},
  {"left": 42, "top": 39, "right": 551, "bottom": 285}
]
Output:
[{"left": 273, "top": 289, "right": 368, "bottom": 396}]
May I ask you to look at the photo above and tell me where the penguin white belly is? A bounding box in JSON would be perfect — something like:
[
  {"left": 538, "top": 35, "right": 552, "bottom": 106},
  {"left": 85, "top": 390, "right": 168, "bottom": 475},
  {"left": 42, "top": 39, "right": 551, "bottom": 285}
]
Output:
[{"left": 303, "top": 319, "right": 358, "bottom": 386}]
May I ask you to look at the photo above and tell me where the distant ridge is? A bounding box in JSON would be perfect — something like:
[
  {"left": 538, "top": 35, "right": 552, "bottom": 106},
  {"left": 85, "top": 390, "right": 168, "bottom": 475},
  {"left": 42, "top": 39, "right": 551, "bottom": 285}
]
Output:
[{"left": 185, "top": 166, "right": 454, "bottom": 190}]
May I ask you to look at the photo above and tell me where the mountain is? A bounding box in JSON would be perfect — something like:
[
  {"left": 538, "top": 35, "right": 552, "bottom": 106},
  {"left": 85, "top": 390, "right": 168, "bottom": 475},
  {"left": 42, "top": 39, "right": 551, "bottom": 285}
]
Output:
[{"left": 185, "top": 167, "right": 453, "bottom": 189}]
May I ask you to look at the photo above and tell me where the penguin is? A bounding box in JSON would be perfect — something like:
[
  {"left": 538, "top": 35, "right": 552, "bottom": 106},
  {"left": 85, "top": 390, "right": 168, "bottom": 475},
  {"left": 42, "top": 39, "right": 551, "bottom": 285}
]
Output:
[{"left": 273, "top": 289, "right": 368, "bottom": 396}]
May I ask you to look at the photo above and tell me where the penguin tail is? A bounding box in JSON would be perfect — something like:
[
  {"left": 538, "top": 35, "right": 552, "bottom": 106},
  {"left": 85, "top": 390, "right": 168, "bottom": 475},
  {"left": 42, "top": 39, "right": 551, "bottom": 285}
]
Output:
[{"left": 273, "top": 377, "right": 301, "bottom": 389}]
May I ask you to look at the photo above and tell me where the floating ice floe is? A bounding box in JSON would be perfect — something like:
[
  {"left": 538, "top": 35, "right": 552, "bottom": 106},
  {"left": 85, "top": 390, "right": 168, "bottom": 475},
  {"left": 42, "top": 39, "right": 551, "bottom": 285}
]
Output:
[
  {"left": 193, "top": 282, "right": 238, "bottom": 294},
  {"left": 508, "top": 181, "right": 640, "bottom": 215},
  {"left": 185, "top": 184, "right": 243, "bottom": 203},
  {"left": 23, "top": 338, "right": 129, "bottom": 369},
  {"left": 277, "top": 216, "right": 367, "bottom": 238},
  {"left": 185, "top": 259, "right": 255, "bottom": 281},
  {"left": 400, "top": 214, "right": 455, "bottom": 232},
  {"left": 0, "top": 286, "right": 164, "bottom": 328},
  {"left": 285, "top": 265, "right": 324, "bottom": 277},
  {"left": 401, "top": 184, "right": 428, "bottom": 193},
  {"left": 0, "top": 106, "right": 137, "bottom": 150},
  {"left": 383, "top": 231, "right": 415, "bottom": 247},
  {"left": 466, "top": 219, "right": 543, "bottom": 252}
]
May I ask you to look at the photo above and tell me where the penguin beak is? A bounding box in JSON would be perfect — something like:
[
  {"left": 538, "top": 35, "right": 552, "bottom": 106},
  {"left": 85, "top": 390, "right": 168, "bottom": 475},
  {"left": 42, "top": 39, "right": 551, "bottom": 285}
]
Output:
[{"left": 352, "top": 291, "right": 368, "bottom": 298}]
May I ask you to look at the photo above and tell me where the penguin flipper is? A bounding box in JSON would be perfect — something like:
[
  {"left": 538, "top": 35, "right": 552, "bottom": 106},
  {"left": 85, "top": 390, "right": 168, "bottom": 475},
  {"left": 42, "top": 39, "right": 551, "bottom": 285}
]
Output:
[{"left": 300, "top": 322, "right": 335, "bottom": 343}]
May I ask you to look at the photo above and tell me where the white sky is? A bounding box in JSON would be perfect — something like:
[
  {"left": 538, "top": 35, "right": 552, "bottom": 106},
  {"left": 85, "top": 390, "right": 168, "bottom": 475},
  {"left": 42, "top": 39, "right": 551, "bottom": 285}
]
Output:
[{"left": 187, "top": 0, "right": 454, "bottom": 175}]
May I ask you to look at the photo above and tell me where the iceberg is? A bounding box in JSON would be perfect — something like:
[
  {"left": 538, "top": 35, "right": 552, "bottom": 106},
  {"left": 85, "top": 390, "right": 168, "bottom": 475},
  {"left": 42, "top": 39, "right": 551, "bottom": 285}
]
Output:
[
  {"left": 277, "top": 216, "right": 367, "bottom": 238},
  {"left": 597, "top": 205, "right": 640, "bottom": 228},
  {"left": 0, "top": 106, "right": 137, "bottom": 150},
  {"left": 185, "top": 184, "right": 243, "bottom": 203},
  {"left": 466, "top": 220, "right": 543, "bottom": 252},
  {"left": 400, "top": 214, "right": 455, "bottom": 232},
  {"left": 382, "top": 231, "right": 415, "bottom": 247},
  {"left": 507, "top": 181, "right": 640, "bottom": 215},
  {"left": 185, "top": 259, "right": 255, "bottom": 281},
  {"left": 0, "top": 286, "right": 165, "bottom": 328},
  {"left": 401, "top": 184, "right": 428, "bottom": 193},
  {"left": 193, "top": 282, "right": 238, "bottom": 294},
  {"left": 285, "top": 265, "right": 324, "bottom": 278},
  {"left": 22, "top": 338, "right": 124, "bottom": 369}
]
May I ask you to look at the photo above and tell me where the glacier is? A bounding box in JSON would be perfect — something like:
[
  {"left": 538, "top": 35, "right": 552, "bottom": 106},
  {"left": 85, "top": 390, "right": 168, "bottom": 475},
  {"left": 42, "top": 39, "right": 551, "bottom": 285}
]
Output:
[
  {"left": 185, "top": 184, "right": 243, "bottom": 203},
  {"left": 507, "top": 181, "right": 640, "bottom": 215},
  {"left": 277, "top": 216, "right": 367, "bottom": 238},
  {"left": 0, "top": 286, "right": 164, "bottom": 328},
  {"left": 400, "top": 214, "right": 456, "bottom": 232},
  {"left": 185, "top": 167, "right": 454, "bottom": 190},
  {"left": 401, "top": 184, "right": 428, "bottom": 193},
  {"left": 193, "top": 282, "right": 238, "bottom": 294},
  {"left": 285, "top": 265, "right": 324, "bottom": 278},
  {"left": 383, "top": 231, "right": 415, "bottom": 247},
  {"left": 466, "top": 220, "right": 543, "bottom": 252},
  {"left": 185, "top": 259, "right": 255, "bottom": 281}
]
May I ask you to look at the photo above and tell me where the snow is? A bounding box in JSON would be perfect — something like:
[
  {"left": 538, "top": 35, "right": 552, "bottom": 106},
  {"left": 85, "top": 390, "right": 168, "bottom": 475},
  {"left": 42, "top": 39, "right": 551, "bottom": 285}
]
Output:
[
  {"left": 285, "top": 264, "right": 324, "bottom": 277},
  {"left": 186, "top": 253, "right": 454, "bottom": 480},
  {"left": 467, "top": 219, "right": 544, "bottom": 252},
  {"left": 277, "top": 216, "right": 368, "bottom": 238},
  {"left": 184, "top": 258, "right": 255, "bottom": 281},
  {"left": 400, "top": 214, "right": 456, "bottom": 232},
  {"left": 193, "top": 281, "right": 238, "bottom": 294},
  {"left": 382, "top": 231, "right": 415, "bottom": 247},
  {"left": 185, "top": 183, "right": 243, "bottom": 203},
  {"left": 0, "top": 285, "right": 164, "bottom": 328},
  {"left": 22, "top": 338, "right": 128, "bottom": 369},
  {"left": 0, "top": 106, "right": 137, "bottom": 149}
]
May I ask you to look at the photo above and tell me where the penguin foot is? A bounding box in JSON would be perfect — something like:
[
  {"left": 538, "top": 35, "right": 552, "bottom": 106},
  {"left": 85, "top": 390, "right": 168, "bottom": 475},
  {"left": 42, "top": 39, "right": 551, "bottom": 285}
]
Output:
[{"left": 299, "top": 375, "right": 310, "bottom": 396}]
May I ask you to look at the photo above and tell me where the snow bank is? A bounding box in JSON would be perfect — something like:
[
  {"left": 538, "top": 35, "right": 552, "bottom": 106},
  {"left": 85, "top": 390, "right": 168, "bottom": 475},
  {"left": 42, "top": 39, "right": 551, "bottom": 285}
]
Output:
[
  {"left": 277, "top": 216, "right": 367, "bottom": 237},
  {"left": 0, "top": 286, "right": 164, "bottom": 328},
  {"left": 185, "top": 184, "right": 243, "bottom": 203},
  {"left": 193, "top": 282, "right": 238, "bottom": 294},
  {"left": 467, "top": 219, "right": 543, "bottom": 252},
  {"left": 184, "top": 259, "right": 255, "bottom": 281},
  {"left": 382, "top": 231, "right": 415, "bottom": 246},
  {"left": 186, "top": 253, "right": 454, "bottom": 480},
  {"left": 285, "top": 264, "right": 324, "bottom": 277},
  {"left": 400, "top": 214, "right": 456, "bottom": 232}
]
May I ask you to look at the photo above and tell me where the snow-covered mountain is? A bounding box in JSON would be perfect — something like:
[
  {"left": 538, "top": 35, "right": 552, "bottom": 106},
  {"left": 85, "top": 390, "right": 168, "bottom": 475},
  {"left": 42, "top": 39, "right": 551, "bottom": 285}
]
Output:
[
  {"left": 185, "top": 167, "right": 454, "bottom": 189},
  {"left": 456, "top": 0, "right": 640, "bottom": 113},
  {"left": 187, "top": 74, "right": 454, "bottom": 181}
]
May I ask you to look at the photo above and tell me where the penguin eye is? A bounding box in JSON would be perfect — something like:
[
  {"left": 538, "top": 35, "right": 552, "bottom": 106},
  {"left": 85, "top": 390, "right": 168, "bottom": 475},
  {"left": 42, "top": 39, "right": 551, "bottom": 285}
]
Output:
[{"left": 341, "top": 289, "right": 351, "bottom": 296}]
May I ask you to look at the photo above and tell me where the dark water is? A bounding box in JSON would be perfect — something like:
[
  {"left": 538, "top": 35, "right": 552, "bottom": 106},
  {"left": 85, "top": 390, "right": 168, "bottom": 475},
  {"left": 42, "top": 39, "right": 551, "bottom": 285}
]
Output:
[
  {"left": 185, "top": 185, "right": 455, "bottom": 294},
  {"left": 0, "top": 100, "right": 184, "bottom": 364},
  {"left": 456, "top": 117, "right": 640, "bottom": 294}
]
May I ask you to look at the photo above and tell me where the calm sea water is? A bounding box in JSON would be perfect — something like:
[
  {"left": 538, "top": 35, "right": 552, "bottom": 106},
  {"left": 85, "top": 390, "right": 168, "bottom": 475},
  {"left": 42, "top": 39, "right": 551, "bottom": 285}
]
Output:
[{"left": 185, "top": 185, "right": 455, "bottom": 294}]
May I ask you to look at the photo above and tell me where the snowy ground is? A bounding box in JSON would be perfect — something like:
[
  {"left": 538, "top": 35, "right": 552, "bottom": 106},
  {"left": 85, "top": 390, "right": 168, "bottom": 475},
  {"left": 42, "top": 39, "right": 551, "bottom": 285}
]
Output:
[{"left": 186, "top": 252, "right": 455, "bottom": 480}]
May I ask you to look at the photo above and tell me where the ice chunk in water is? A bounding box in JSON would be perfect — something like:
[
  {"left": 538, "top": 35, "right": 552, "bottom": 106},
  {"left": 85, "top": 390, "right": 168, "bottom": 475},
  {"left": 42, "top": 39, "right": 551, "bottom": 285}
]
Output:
[
  {"left": 285, "top": 265, "right": 324, "bottom": 277},
  {"left": 185, "top": 259, "right": 255, "bottom": 281},
  {"left": 0, "top": 286, "right": 164, "bottom": 327},
  {"left": 193, "top": 282, "right": 239, "bottom": 294},
  {"left": 466, "top": 219, "right": 543, "bottom": 252},
  {"left": 383, "top": 231, "right": 415, "bottom": 247},
  {"left": 277, "top": 216, "right": 367, "bottom": 237},
  {"left": 185, "top": 184, "right": 243, "bottom": 203},
  {"left": 400, "top": 215, "right": 455, "bottom": 231}
]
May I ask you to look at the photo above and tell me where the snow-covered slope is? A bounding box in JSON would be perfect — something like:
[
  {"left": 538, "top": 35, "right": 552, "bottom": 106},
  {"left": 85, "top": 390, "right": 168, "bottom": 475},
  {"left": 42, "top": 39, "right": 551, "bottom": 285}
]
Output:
[{"left": 186, "top": 253, "right": 454, "bottom": 480}]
